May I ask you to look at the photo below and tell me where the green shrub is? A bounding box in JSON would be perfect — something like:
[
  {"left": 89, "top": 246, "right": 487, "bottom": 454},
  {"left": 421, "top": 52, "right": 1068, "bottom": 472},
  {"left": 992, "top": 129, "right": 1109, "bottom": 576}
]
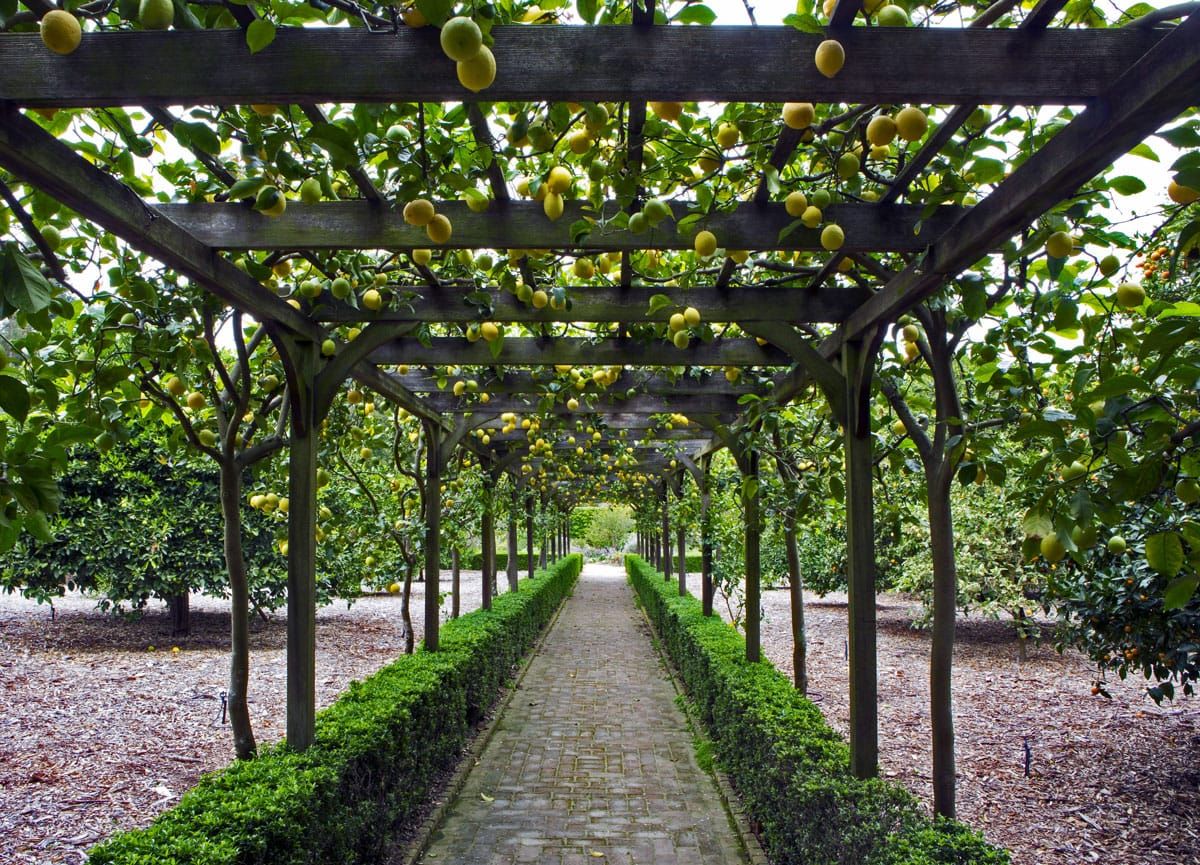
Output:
[
  {"left": 88, "top": 555, "right": 583, "bottom": 865},
  {"left": 626, "top": 555, "right": 1007, "bottom": 865}
]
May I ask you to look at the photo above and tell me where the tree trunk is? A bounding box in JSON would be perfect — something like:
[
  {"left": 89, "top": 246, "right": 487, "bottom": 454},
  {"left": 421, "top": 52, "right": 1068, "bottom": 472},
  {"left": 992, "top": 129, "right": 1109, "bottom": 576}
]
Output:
[
  {"left": 481, "top": 495, "right": 494, "bottom": 610},
  {"left": 784, "top": 517, "right": 808, "bottom": 694},
  {"left": 525, "top": 492, "right": 535, "bottom": 579},
  {"left": 743, "top": 451, "right": 761, "bottom": 663},
  {"left": 401, "top": 558, "right": 415, "bottom": 655},
  {"left": 927, "top": 466, "right": 958, "bottom": 819},
  {"left": 168, "top": 591, "right": 190, "bottom": 637},
  {"left": 218, "top": 459, "right": 257, "bottom": 760},
  {"left": 676, "top": 525, "right": 686, "bottom": 597},
  {"left": 451, "top": 547, "right": 460, "bottom": 619}
]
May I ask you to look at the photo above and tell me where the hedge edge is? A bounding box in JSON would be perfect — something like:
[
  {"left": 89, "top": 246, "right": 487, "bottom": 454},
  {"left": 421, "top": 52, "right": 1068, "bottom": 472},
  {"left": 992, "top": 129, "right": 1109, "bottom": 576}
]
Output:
[
  {"left": 626, "top": 554, "right": 1008, "bottom": 865},
  {"left": 88, "top": 554, "right": 583, "bottom": 865}
]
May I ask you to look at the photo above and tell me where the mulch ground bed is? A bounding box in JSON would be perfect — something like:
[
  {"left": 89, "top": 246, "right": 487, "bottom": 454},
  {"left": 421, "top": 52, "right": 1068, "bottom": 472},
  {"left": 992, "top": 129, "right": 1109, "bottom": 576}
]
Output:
[
  {"left": 0, "top": 573, "right": 486, "bottom": 865},
  {"left": 684, "top": 574, "right": 1200, "bottom": 865}
]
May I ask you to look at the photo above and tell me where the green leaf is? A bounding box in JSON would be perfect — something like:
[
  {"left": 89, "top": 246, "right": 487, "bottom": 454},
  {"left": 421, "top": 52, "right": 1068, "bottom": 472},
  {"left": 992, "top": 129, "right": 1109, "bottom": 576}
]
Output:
[
  {"left": 227, "top": 176, "right": 266, "bottom": 200},
  {"left": 646, "top": 294, "right": 674, "bottom": 316},
  {"left": 246, "top": 19, "right": 276, "bottom": 55},
  {"left": 1107, "top": 175, "right": 1146, "bottom": 196},
  {"left": 1127, "top": 142, "right": 1159, "bottom": 162},
  {"left": 674, "top": 3, "right": 716, "bottom": 24},
  {"left": 1, "top": 243, "right": 54, "bottom": 314},
  {"left": 174, "top": 121, "right": 221, "bottom": 156},
  {"left": 575, "top": 0, "right": 598, "bottom": 23},
  {"left": 1022, "top": 508, "right": 1053, "bottom": 539},
  {"left": 24, "top": 510, "right": 54, "bottom": 543},
  {"left": 782, "top": 12, "right": 823, "bottom": 33},
  {"left": 488, "top": 332, "right": 504, "bottom": 360},
  {"left": 1164, "top": 575, "right": 1199, "bottom": 611},
  {"left": 1158, "top": 124, "right": 1200, "bottom": 149},
  {"left": 1173, "top": 167, "right": 1200, "bottom": 192},
  {"left": 415, "top": 0, "right": 454, "bottom": 25},
  {"left": 0, "top": 375, "right": 30, "bottom": 424},
  {"left": 1145, "top": 531, "right": 1184, "bottom": 578}
]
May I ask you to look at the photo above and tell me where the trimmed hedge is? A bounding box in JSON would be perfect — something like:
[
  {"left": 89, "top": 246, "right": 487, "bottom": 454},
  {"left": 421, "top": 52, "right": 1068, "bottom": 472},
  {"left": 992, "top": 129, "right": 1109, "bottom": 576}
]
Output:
[
  {"left": 88, "top": 554, "right": 583, "bottom": 865},
  {"left": 626, "top": 555, "right": 1008, "bottom": 865},
  {"left": 463, "top": 550, "right": 540, "bottom": 571}
]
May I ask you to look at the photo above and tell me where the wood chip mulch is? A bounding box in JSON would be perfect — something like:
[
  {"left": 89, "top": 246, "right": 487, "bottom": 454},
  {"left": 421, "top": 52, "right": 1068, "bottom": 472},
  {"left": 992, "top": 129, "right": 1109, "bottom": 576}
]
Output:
[{"left": 684, "top": 575, "right": 1200, "bottom": 865}]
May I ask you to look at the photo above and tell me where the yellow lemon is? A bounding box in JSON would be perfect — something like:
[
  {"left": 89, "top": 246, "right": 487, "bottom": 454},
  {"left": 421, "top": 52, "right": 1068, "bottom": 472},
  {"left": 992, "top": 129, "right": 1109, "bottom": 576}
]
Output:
[
  {"left": 403, "top": 198, "right": 436, "bottom": 226},
  {"left": 426, "top": 213, "right": 452, "bottom": 244},
  {"left": 814, "top": 40, "right": 845, "bottom": 78},
  {"left": 457, "top": 46, "right": 496, "bottom": 93},
  {"left": 694, "top": 230, "right": 718, "bottom": 258},
  {"left": 781, "top": 102, "right": 815, "bottom": 130},
  {"left": 40, "top": 10, "right": 82, "bottom": 55}
]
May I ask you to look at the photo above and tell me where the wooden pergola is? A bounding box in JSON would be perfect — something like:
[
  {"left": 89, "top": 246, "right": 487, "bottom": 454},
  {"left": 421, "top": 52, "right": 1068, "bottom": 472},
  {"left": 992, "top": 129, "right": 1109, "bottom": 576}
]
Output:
[{"left": 2, "top": 0, "right": 1197, "bottom": 786}]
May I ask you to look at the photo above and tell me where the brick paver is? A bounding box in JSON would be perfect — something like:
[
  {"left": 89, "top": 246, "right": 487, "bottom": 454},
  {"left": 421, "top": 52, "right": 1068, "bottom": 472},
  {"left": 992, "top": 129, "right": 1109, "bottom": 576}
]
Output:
[{"left": 417, "top": 563, "right": 748, "bottom": 865}]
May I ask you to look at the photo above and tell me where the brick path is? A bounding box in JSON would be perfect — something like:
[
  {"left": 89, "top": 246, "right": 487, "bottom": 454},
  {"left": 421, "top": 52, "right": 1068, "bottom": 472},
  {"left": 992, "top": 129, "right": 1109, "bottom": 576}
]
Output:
[{"left": 417, "top": 563, "right": 748, "bottom": 865}]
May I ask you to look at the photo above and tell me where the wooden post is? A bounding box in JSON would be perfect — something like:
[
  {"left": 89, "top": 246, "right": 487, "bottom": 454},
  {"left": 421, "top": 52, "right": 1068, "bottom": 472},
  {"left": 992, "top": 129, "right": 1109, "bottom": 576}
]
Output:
[
  {"left": 539, "top": 494, "right": 549, "bottom": 568},
  {"left": 661, "top": 483, "right": 672, "bottom": 580},
  {"left": 843, "top": 339, "right": 879, "bottom": 779},
  {"left": 525, "top": 490, "right": 535, "bottom": 579},
  {"left": 451, "top": 547, "right": 460, "bottom": 619},
  {"left": 676, "top": 522, "right": 686, "bottom": 597},
  {"left": 423, "top": 420, "right": 442, "bottom": 652},
  {"left": 282, "top": 338, "right": 319, "bottom": 752},
  {"left": 507, "top": 479, "right": 519, "bottom": 591},
  {"left": 742, "top": 448, "right": 762, "bottom": 663},
  {"left": 701, "top": 454, "right": 714, "bottom": 617},
  {"left": 481, "top": 487, "right": 494, "bottom": 611}
]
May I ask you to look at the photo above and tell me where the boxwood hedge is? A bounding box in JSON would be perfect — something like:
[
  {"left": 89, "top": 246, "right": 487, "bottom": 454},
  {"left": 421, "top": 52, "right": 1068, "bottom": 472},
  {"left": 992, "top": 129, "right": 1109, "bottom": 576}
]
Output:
[
  {"left": 626, "top": 554, "right": 1007, "bottom": 865},
  {"left": 88, "top": 554, "right": 582, "bottom": 865}
]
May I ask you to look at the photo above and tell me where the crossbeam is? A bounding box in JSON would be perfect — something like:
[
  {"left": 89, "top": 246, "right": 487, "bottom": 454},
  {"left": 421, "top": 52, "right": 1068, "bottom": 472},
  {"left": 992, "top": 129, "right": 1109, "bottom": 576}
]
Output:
[
  {"left": 390, "top": 370, "right": 761, "bottom": 397},
  {"left": 425, "top": 392, "right": 745, "bottom": 416},
  {"left": 156, "top": 201, "right": 960, "bottom": 254},
  {"left": 0, "top": 27, "right": 1164, "bottom": 106},
  {"left": 316, "top": 283, "right": 867, "bottom": 325},
  {"left": 370, "top": 337, "right": 791, "bottom": 367}
]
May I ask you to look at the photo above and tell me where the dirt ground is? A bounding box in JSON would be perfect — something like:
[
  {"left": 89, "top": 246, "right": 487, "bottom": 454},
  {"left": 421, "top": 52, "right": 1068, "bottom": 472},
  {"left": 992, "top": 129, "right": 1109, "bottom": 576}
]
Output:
[
  {"left": 3, "top": 569, "right": 1198, "bottom": 865},
  {"left": 684, "top": 573, "right": 1200, "bottom": 865},
  {"left": 0, "top": 572, "right": 487, "bottom": 865}
]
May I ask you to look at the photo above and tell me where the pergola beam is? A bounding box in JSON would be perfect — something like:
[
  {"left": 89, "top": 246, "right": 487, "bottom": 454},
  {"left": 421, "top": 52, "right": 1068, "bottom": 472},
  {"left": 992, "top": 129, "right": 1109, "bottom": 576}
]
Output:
[
  {"left": 389, "top": 370, "right": 761, "bottom": 397},
  {"left": 424, "top": 392, "right": 746, "bottom": 416},
  {"left": 0, "top": 27, "right": 1166, "bottom": 106},
  {"left": 156, "top": 200, "right": 960, "bottom": 254},
  {"left": 314, "top": 283, "right": 868, "bottom": 325},
  {"left": 370, "top": 337, "right": 792, "bottom": 367}
]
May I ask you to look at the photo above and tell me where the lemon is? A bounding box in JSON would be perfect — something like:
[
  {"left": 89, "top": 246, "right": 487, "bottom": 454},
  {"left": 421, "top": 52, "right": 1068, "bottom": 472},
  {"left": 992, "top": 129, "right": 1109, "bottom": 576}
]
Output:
[
  {"left": 299, "top": 177, "right": 322, "bottom": 205},
  {"left": 41, "top": 225, "right": 62, "bottom": 251},
  {"left": 814, "top": 40, "right": 845, "bottom": 78},
  {"left": 628, "top": 212, "right": 648, "bottom": 234},
  {"left": 321, "top": 339, "right": 336, "bottom": 357},
  {"left": 782, "top": 102, "right": 815, "bottom": 130},
  {"left": 1040, "top": 534, "right": 1066, "bottom": 563},
  {"left": 1098, "top": 254, "right": 1120, "bottom": 277},
  {"left": 412, "top": 248, "right": 432, "bottom": 266},
  {"left": 820, "top": 224, "right": 845, "bottom": 251},
  {"left": 1116, "top": 282, "right": 1145, "bottom": 308},
  {"left": 186, "top": 391, "right": 206, "bottom": 410},
  {"left": 40, "top": 10, "right": 82, "bottom": 55},
  {"left": 403, "top": 198, "right": 436, "bottom": 226},
  {"left": 684, "top": 306, "right": 700, "bottom": 327},
  {"left": 876, "top": 4, "right": 909, "bottom": 25},
  {"left": 426, "top": 213, "right": 452, "bottom": 244},
  {"left": 1168, "top": 180, "right": 1200, "bottom": 205},
  {"left": 531, "top": 289, "right": 549, "bottom": 309},
  {"left": 139, "top": 0, "right": 174, "bottom": 30},
  {"left": 543, "top": 191, "right": 564, "bottom": 221},
  {"left": 698, "top": 153, "right": 722, "bottom": 173},
  {"left": 800, "top": 205, "right": 823, "bottom": 229},
  {"left": 457, "top": 45, "right": 496, "bottom": 93},
  {"left": 255, "top": 186, "right": 287, "bottom": 218},
  {"left": 837, "top": 152, "right": 860, "bottom": 180},
  {"left": 568, "top": 130, "right": 592, "bottom": 154},
  {"left": 1046, "top": 231, "right": 1073, "bottom": 259},
  {"left": 481, "top": 322, "right": 500, "bottom": 342},
  {"left": 401, "top": 7, "right": 426, "bottom": 27},
  {"left": 672, "top": 330, "right": 690, "bottom": 349},
  {"left": 440, "top": 16, "right": 483, "bottom": 62},
  {"left": 362, "top": 288, "right": 383, "bottom": 310},
  {"left": 728, "top": 249, "right": 749, "bottom": 264},
  {"left": 644, "top": 198, "right": 672, "bottom": 226},
  {"left": 866, "top": 115, "right": 897, "bottom": 147},
  {"left": 785, "top": 191, "right": 808, "bottom": 218},
  {"left": 716, "top": 123, "right": 740, "bottom": 150},
  {"left": 573, "top": 258, "right": 595, "bottom": 279},
  {"left": 669, "top": 312, "right": 686, "bottom": 332},
  {"left": 694, "top": 230, "right": 718, "bottom": 258},
  {"left": 546, "top": 166, "right": 572, "bottom": 194},
  {"left": 894, "top": 107, "right": 927, "bottom": 142},
  {"left": 650, "top": 101, "right": 684, "bottom": 122}
]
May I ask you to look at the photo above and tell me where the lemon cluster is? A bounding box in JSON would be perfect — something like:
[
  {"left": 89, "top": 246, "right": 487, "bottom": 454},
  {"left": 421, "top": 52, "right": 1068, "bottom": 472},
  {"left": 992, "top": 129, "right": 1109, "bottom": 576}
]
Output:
[{"left": 440, "top": 16, "right": 496, "bottom": 93}]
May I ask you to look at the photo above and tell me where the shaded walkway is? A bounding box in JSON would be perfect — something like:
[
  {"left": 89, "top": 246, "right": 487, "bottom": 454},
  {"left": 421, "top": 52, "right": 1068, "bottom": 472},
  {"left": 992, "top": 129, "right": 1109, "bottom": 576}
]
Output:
[{"left": 418, "top": 563, "right": 748, "bottom": 865}]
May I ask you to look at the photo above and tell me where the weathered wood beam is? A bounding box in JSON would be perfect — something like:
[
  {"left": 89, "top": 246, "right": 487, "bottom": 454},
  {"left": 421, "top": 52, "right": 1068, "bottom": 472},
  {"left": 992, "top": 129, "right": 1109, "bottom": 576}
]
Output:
[
  {"left": 370, "top": 336, "right": 791, "bottom": 367},
  {"left": 313, "top": 282, "right": 869, "bottom": 325},
  {"left": 389, "top": 369, "right": 761, "bottom": 397},
  {"left": 424, "top": 392, "right": 746, "bottom": 416},
  {"left": 0, "top": 103, "right": 315, "bottom": 336},
  {"left": 155, "top": 200, "right": 959, "bottom": 253},
  {"left": 844, "top": 12, "right": 1200, "bottom": 342},
  {"left": 0, "top": 27, "right": 1169, "bottom": 107}
]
